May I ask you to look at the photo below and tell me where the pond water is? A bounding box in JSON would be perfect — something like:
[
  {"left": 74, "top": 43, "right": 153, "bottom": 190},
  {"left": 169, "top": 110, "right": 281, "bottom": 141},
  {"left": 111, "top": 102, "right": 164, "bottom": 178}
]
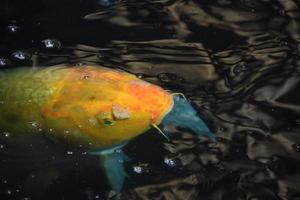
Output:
[{"left": 0, "top": 0, "right": 300, "bottom": 199}]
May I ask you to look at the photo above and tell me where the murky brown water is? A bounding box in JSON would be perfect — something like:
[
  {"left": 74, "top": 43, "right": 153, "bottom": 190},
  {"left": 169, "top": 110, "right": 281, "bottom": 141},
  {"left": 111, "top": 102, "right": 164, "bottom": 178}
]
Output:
[{"left": 0, "top": 0, "right": 300, "bottom": 199}]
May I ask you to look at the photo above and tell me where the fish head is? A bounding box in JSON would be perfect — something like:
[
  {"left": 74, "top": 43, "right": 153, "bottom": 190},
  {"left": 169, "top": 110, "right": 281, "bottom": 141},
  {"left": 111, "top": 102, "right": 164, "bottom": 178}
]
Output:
[{"left": 41, "top": 66, "right": 174, "bottom": 149}]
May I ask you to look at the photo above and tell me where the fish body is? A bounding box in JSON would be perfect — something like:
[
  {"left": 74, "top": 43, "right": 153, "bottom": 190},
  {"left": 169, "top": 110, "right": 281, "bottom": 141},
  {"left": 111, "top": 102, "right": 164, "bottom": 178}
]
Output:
[
  {"left": 0, "top": 66, "right": 173, "bottom": 148},
  {"left": 0, "top": 65, "right": 213, "bottom": 191}
]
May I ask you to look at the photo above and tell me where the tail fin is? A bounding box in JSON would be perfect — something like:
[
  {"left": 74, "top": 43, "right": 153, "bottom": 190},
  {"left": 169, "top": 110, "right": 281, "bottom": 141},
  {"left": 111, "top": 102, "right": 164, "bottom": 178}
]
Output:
[
  {"left": 90, "top": 143, "right": 129, "bottom": 191},
  {"left": 162, "top": 96, "right": 214, "bottom": 138}
]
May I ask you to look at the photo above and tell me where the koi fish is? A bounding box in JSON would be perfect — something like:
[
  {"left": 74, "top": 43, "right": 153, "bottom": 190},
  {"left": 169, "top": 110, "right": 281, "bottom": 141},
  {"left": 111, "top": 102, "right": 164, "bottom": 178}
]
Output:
[{"left": 0, "top": 65, "right": 213, "bottom": 191}]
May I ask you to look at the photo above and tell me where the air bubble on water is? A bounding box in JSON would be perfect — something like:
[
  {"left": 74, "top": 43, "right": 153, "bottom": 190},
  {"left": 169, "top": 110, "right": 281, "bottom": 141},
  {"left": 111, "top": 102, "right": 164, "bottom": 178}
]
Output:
[
  {"left": 118, "top": 159, "right": 124, "bottom": 163},
  {"left": 256, "top": 157, "right": 272, "bottom": 164},
  {"left": 29, "top": 121, "right": 38, "bottom": 128},
  {"left": 95, "top": 195, "right": 100, "bottom": 199},
  {"left": 233, "top": 63, "right": 246, "bottom": 75},
  {"left": 0, "top": 144, "right": 4, "bottom": 149},
  {"left": 158, "top": 73, "right": 180, "bottom": 83},
  {"left": 67, "top": 151, "right": 73, "bottom": 155},
  {"left": 41, "top": 39, "right": 62, "bottom": 49},
  {"left": 218, "top": 127, "right": 225, "bottom": 132},
  {"left": 278, "top": 9, "right": 286, "bottom": 16},
  {"left": 133, "top": 166, "right": 143, "bottom": 174},
  {"left": 3, "top": 132, "right": 10, "bottom": 137},
  {"left": 3, "top": 180, "right": 7, "bottom": 184},
  {"left": 164, "top": 157, "right": 177, "bottom": 167},
  {"left": 0, "top": 58, "right": 10, "bottom": 67},
  {"left": 7, "top": 25, "right": 20, "bottom": 33},
  {"left": 136, "top": 73, "right": 144, "bottom": 79},
  {"left": 114, "top": 149, "right": 122, "bottom": 153},
  {"left": 7, "top": 189, "right": 12, "bottom": 195},
  {"left": 12, "top": 51, "right": 31, "bottom": 60},
  {"left": 76, "top": 63, "right": 87, "bottom": 67},
  {"left": 64, "top": 130, "right": 70, "bottom": 134},
  {"left": 292, "top": 143, "right": 300, "bottom": 152}
]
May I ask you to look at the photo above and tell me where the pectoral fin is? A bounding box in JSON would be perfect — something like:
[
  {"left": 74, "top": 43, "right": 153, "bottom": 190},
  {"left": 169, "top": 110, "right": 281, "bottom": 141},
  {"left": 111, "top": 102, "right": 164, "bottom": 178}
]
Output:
[{"left": 89, "top": 143, "right": 129, "bottom": 191}]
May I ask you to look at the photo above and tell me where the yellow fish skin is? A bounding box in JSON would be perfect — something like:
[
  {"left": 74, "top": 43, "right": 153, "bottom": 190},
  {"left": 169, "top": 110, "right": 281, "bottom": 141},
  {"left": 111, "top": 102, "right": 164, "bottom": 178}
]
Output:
[{"left": 0, "top": 66, "right": 174, "bottom": 149}]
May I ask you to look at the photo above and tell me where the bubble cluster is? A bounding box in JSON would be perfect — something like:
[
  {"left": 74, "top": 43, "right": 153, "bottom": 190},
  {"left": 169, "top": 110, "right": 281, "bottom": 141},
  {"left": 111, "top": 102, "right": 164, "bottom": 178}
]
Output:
[
  {"left": 3, "top": 132, "right": 10, "bottom": 137},
  {"left": 11, "top": 51, "right": 31, "bottom": 61},
  {"left": 6, "top": 25, "right": 20, "bottom": 33},
  {"left": 41, "top": 39, "right": 61, "bottom": 50},
  {"left": 0, "top": 58, "right": 10, "bottom": 67},
  {"left": 133, "top": 166, "right": 143, "bottom": 174},
  {"left": 164, "top": 157, "right": 177, "bottom": 167}
]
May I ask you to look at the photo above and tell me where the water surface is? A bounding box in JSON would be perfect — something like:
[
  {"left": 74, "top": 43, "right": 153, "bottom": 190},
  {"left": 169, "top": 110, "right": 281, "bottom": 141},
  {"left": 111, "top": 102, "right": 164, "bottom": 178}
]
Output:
[{"left": 0, "top": 0, "right": 300, "bottom": 199}]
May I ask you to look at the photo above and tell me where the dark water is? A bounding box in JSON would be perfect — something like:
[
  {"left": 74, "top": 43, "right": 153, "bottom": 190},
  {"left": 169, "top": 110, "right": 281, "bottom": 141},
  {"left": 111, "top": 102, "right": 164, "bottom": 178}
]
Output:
[{"left": 1, "top": 0, "right": 300, "bottom": 199}]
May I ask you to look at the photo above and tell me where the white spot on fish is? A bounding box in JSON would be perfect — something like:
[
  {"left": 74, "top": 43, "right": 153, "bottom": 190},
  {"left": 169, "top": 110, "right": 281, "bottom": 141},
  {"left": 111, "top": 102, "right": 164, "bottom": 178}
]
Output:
[
  {"left": 112, "top": 104, "right": 131, "bottom": 120},
  {"left": 82, "top": 75, "right": 90, "bottom": 80},
  {"left": 88, "top": 117, "right": 98, "bottom": 126}
]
